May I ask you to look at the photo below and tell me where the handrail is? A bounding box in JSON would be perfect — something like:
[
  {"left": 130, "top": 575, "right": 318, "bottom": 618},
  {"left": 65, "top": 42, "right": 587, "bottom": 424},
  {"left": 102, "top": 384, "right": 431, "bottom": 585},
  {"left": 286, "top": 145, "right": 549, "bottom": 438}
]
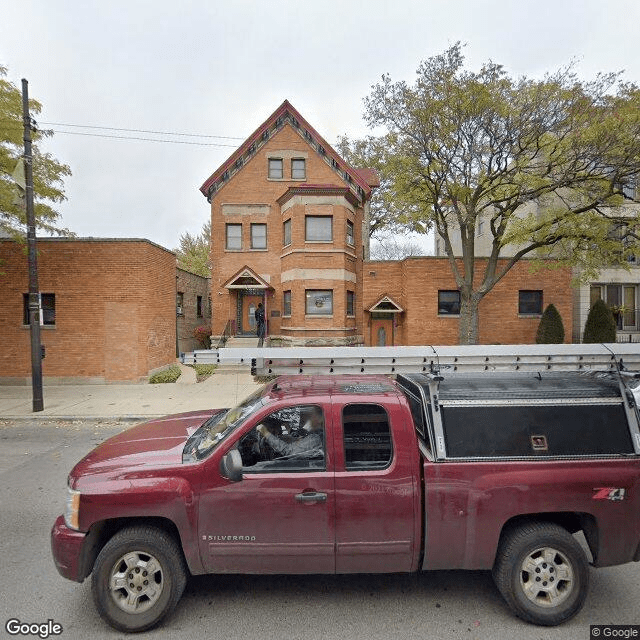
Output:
[{"left": 216, "top": 320, "right": 233, "bottom": 350}]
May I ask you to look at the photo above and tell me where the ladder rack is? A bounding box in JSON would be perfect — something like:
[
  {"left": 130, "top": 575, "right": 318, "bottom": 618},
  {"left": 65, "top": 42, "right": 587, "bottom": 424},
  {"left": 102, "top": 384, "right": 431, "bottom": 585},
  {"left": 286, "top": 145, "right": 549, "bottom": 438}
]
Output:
[{"left": 179, "top": 344, "right": 640, "bottom": 376}]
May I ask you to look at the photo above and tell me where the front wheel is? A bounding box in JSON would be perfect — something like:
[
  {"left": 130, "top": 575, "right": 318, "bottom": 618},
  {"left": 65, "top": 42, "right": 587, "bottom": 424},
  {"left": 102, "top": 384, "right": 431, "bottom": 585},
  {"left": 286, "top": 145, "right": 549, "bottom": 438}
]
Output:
[
  {"left": 91, "top": 526, "right": 187, "bottom": 632},
  {"left": 492, "top": 522, "right": 589, "bottom": 626}
]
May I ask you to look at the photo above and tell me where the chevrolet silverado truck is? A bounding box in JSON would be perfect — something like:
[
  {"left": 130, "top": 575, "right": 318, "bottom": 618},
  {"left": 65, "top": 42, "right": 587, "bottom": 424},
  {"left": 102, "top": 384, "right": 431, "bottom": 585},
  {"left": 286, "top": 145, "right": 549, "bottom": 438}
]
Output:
[{"left": 51, "top": 371, "right": 640, "bottom": 632}]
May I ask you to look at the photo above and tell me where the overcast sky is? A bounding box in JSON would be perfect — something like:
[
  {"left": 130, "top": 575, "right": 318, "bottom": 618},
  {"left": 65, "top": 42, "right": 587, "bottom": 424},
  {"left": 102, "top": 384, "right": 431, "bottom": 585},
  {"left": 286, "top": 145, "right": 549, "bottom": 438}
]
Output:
[{"left": 1, "top": 0, "right": 639, "bottom": 252}]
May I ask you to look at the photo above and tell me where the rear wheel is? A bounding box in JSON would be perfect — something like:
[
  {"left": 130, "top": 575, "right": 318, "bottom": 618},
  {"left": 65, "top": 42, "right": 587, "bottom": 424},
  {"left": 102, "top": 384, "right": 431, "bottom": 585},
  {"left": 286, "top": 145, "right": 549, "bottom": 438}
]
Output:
[
  {"left": 92, "top": 526, "right": 187, "bottom": 632},
  {"left": 492, "top": 522, "right": 589, "bottom": 626}
]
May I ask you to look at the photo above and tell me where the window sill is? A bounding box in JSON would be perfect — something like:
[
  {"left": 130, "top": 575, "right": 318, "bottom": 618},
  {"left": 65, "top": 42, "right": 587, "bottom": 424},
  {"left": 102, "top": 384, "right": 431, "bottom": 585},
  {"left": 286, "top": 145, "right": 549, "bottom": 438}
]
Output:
[
  {"left": 305, "top": 315, "right": 334, "bottom": 319},
  {"left": 224, "top": 248, "right": 244, "bottom": 252},
  {"left": 518, "top": 314, "right": 543, "bottom": 319},
  {"left": 281, "top": 314, "right": 291, "bottom": 318},
  {"left": 437, "top": 313, "right": 460, "bottom": 318},
  {"left": 305, "top": 240, "right": 333, "bottom": 244},
  {"left": 250, "top": 248, "right": 268, "bottom": 252},
  {"left": 22, "top": 324, "right": 56, "bottom": 329}
]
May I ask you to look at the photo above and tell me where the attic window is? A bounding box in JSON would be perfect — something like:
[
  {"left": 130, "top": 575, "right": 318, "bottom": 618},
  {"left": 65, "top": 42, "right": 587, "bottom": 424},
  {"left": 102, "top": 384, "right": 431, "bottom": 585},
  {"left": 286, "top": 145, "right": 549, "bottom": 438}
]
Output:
[{"left": 268, "top": 158, "right": 284, "bottom": 179}]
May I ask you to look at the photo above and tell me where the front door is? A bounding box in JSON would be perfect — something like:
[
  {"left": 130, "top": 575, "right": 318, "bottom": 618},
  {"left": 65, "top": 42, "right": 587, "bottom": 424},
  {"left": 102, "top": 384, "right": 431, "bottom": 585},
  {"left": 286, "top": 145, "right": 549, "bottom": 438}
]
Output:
[
  {"left": 240, "top": 292, "right": 263, "bottom": 336},
  {"left": 371, "top": 316, "right": 394, "bottom": 346},
  {"left": 198, "top": 403, "right": 335, "bottom": 574}
]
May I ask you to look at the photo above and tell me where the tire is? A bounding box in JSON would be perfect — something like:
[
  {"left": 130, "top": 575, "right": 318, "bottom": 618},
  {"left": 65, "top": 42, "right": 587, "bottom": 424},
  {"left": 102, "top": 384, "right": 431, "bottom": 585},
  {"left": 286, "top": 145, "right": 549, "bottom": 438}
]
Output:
[
  {"left": 492, "top": 522, "right": 589, "bottom": 626},
  {"left": 91, "top": 526, "right": 187, "bottom": 633}
]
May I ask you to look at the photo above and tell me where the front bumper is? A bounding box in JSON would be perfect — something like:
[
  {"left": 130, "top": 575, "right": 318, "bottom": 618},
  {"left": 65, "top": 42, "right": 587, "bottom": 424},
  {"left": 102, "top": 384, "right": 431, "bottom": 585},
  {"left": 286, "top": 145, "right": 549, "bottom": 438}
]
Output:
[{"left": 51, "top": 514, "right": 88, "bottom": 582}]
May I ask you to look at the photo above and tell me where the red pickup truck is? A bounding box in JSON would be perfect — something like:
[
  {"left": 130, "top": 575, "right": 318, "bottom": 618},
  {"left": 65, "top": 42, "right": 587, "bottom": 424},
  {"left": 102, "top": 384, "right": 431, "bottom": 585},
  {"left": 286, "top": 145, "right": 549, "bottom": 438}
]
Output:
[{"left": 51, "top": 371, "right": 640, "bottom": 632}]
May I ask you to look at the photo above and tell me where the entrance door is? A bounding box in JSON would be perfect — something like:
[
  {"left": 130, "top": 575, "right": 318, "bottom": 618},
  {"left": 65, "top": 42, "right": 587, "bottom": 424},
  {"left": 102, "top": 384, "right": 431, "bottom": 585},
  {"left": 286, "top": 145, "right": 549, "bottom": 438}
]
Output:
[
  {"left": 371, "top": 316, "right": 394, "bottom": 346},
  {"left": 240, "top": 293, "right": 263, "bottom": 335}
]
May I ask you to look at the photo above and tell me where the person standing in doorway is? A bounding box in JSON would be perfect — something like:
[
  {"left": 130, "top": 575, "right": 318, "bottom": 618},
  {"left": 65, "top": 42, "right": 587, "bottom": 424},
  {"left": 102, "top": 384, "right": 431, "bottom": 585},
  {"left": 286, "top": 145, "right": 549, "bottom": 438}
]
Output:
[{"left": 255, "top": 302, "right": 266, "bottom": 347}]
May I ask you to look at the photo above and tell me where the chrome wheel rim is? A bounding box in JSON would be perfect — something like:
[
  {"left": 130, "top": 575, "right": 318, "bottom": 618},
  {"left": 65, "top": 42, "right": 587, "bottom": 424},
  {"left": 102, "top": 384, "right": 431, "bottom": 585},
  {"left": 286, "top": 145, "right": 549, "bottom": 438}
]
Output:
[
  {"left": 109, "top": 551, "right": 164, "bottom": 614},
  {"left": 519, "top": 546, "right": 574, "bottom": 608}
]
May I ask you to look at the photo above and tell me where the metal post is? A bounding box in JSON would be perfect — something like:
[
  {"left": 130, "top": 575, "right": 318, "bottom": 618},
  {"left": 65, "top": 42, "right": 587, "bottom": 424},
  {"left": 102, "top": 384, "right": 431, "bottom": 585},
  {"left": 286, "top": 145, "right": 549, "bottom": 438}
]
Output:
[{"left": 22, "top": 79, "right": 43, "bottom": 412}]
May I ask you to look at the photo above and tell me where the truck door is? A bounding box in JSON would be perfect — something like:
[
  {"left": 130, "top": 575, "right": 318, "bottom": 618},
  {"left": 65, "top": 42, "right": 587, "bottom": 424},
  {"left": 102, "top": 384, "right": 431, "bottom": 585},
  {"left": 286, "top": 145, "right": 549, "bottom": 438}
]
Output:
[
  {"left": 333, "top": 398, "right": 420, "bottom": 573},
  {"left": 198, "top": 403, "right": 335, "bottom": 574}
]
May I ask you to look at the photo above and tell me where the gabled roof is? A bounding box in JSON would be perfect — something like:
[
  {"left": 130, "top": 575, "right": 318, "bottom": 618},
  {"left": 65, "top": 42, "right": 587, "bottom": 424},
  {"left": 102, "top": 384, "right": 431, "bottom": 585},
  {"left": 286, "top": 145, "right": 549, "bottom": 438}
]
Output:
[
  {"left": 368, "top": 294, "right": 404, "bottom": 313},
  {"left": 199, "top": 100, "right": 377, "bottom": 204},
  {"left": 222, "top": 266, "right": 273, "bottom": 290}
]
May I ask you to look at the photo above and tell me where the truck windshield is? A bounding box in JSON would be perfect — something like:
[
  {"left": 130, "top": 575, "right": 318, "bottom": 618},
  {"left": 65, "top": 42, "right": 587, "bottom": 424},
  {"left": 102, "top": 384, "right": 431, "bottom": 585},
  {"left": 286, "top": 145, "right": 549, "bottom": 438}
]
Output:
[{"left": 183, "top": 385, "right": 269, "bottom": 461}]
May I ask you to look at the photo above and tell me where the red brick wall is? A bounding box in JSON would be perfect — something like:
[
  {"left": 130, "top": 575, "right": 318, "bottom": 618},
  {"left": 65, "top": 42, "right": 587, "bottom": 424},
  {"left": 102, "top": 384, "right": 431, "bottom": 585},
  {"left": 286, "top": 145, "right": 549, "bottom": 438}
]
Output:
[
  {"left": 363, "top": 257, "right": 573, "bottom": 345},
  {"left": 209, "top": 122, "right": 365, "bottom": 344},
  {"left": 0, "top": 239, "right": 176, "bottom": 383},
  {"left": 177, "top": 268, "right": 211, "bottom": 352}
]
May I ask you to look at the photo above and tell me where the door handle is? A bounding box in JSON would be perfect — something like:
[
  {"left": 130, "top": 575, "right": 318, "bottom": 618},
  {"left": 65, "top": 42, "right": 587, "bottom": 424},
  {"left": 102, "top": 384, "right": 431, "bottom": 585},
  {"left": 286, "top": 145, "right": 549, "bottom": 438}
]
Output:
[{"left": 295, "top": 491, "right": 327, "bottom": 503}]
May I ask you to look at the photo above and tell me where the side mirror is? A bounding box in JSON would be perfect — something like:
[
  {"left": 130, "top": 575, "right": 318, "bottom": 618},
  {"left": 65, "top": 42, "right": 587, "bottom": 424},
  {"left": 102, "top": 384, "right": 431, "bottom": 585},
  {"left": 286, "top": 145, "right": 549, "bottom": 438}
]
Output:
[{"left": 220, "top": 449, "right": 243, "bottom": 482}]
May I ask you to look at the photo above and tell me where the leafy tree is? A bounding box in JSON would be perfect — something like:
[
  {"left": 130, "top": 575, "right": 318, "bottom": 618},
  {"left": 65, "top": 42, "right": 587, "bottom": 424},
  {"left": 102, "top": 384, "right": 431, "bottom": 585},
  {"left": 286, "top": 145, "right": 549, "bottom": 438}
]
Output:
[
  {"left": 535, "top": 303, "right": 565, "bottom": 344},
  {"left": 370, "top": 235, "right": 426, "bottom": 260},
  {"left": 583, "top": 298, "right": 617, "bottom": 343},
  {"left": 336, "top": 135, "right": 427, "bottom": 246},
  {"left": 175, "top": 220, "right": 211, "bottom": 277},
  {"left": 0, "top": 66, "right": 71, "bottom": 237},
  {"left": 355, "top": 43, "right": 640, "bottom": 343}
]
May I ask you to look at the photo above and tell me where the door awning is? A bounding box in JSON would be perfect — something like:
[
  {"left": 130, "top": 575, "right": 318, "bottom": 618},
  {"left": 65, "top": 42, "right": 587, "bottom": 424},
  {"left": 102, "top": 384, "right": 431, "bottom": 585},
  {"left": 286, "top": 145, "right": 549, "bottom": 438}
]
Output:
[
  {"left": 367, "top": 294, "right": 404, "bottom": 313},
  {"left": 223, "top": 266, "right": 273, "bottom": 289}
]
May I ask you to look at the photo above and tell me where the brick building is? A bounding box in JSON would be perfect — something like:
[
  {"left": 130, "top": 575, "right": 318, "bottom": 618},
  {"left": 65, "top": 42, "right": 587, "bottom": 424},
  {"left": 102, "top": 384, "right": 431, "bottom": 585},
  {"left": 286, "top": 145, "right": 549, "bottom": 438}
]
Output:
[
  {"left": 176, "top": 268, "right": 211, "bottom": 353},
  {"left": 201, "top": 101, "right": 574, "bottom": 346},
  {"left": 364, "top": 257, "right": 572, "bottom": 346},
  {"left": 201, "top": 100, "right": 378, "bottom": 346},
  {"left": 0, "top": 238, "right": 177, "bottom": 383}
]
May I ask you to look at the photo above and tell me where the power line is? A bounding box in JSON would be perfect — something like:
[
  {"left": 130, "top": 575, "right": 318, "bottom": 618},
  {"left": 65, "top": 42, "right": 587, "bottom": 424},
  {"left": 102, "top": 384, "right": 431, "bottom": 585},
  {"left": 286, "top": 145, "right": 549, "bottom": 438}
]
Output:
[
  {"left": 50, "top": 129, "right": 239, "bottom": 147},
  {"left": 39, "top": 121, "right": 245, "bottom": 140}
]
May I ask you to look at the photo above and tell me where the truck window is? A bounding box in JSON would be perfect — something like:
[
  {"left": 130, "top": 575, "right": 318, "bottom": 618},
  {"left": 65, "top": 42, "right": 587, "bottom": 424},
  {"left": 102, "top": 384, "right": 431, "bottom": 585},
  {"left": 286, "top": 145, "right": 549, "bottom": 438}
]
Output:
[
  {"left": 238, "top": 405, "right": 326, "bottom": 472},
  {"left": 342, "top": 404, "right": 392, "bottom": 470}
]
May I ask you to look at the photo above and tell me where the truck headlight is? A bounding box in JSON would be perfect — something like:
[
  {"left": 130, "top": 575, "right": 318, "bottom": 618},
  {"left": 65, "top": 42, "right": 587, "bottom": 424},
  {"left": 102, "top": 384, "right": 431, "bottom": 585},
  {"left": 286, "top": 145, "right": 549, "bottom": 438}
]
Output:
[{"left": 64, "top": 485, "right": 81, "bottom": 531}]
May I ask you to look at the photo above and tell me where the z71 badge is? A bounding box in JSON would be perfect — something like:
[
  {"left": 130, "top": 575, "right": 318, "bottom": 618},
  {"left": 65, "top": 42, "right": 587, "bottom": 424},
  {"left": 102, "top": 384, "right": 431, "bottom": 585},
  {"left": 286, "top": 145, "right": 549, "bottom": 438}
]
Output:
[{"left": 592, "top": 487, "right": 626, "bottom": 501}]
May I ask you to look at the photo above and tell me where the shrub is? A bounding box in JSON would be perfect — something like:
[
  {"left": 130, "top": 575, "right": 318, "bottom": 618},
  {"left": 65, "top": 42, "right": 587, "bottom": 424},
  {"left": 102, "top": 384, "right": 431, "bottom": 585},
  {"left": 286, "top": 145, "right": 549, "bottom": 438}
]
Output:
[
  {"left": 190, "top": 364, "right": 217, "bottom": 382},
  {"left": 194, "top": 325, "right": 212, "bottom": 349},
  {"left": 583, "top": 298, "right": 617, "bottom": 343},
  {"left": 149, "top": 364, "right": 181, "bottom": 384},
  {"left": 535, "top": 304, "right": 565, "bottom": 344}
]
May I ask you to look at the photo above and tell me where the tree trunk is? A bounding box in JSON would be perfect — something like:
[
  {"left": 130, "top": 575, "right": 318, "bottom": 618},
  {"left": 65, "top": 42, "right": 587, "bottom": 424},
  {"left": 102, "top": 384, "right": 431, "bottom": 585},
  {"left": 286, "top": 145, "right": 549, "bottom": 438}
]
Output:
[{"left": 458, "top": 290, "right": 481, "bottom": 344}]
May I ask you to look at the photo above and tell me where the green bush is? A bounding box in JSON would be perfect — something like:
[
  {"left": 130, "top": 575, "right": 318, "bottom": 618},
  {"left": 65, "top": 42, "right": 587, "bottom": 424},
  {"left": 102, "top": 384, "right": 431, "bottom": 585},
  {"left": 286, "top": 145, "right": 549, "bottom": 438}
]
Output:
[
  {"left": 190, "top": 364, "right": 217, "bottom": 382},
  {"left": 583, "top": 298, "right": 617, "bottom": 343},
  {"left": 149, "top": 365, "right": 181, "bottom": 383},
  {"left": 535, "top": 303, "right": 565, "bottom": 344}
]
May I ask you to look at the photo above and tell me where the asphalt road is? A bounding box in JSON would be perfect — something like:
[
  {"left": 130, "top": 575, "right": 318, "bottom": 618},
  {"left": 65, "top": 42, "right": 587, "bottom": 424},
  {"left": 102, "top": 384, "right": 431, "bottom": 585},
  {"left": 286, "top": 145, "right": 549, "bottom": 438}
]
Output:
[{"left": 0, "top": 419, "right": 638, "bottom": 640}]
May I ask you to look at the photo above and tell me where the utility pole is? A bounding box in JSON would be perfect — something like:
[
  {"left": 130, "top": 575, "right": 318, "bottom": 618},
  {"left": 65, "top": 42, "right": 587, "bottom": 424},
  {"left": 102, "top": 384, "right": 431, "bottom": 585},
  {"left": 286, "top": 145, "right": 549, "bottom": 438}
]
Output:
[{"left": 22, "top": 79, "right": 44, "bottom": 412}]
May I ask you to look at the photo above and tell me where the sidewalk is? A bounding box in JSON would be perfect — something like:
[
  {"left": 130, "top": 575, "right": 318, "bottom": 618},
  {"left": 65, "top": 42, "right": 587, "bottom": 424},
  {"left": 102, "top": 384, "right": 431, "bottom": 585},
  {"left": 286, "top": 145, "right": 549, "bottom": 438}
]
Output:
[{"left": 0, "top": 366, "right": 262, "bottom": 421}]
